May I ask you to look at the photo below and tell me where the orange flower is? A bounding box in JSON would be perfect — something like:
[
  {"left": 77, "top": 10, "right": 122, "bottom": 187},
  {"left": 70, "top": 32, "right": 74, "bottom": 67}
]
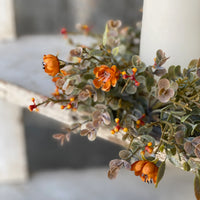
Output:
[
  {"left": 131, "top": 160, "right": 158, "bottom": 184},
  {"left": 43, "top": 54, "right": 60, "bottom": 76},
  {"left": 93, "top": 65, "right": 120, "bottom": 92}
]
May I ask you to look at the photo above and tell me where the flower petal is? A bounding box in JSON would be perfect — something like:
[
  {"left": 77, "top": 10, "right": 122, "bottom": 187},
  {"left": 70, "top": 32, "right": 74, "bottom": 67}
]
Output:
[
  {"left": 111, "top": 77, "right": 117, "bottom": 87},
  {"left": 93, "top": 78, "right": 102, "bottom": 89},
  {"left": 111, "top": 65, "right": 117, "bottom": 72},
  {"left": 102, "top": 81, "right": 111, "bottom": 92},
  {"left": 93, "top": 67, "right": 101, "bottom": 75}
]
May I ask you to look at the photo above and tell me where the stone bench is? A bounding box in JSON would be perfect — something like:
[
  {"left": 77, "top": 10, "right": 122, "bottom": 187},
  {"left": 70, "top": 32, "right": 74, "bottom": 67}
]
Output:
[{"left": 0, "top": 35, "right": 127, "bottom": 182}]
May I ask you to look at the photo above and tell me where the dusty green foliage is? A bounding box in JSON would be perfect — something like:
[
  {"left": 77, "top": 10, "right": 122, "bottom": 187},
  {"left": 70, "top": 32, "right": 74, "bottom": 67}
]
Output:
[{"left": 34, "top": 20, "right": 200, "bottom": 198}]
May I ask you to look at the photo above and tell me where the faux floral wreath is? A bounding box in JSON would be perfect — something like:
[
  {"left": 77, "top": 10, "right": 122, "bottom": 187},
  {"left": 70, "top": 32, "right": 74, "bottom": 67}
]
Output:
[{"left": 29, "top": 20, "right": 200, "bottom": 199}]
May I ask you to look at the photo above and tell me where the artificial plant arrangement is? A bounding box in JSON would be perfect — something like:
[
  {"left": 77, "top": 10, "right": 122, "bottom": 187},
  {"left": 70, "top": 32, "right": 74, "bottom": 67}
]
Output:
[{"left": 29, "top": 20, "right": 200, "bottom": 199}]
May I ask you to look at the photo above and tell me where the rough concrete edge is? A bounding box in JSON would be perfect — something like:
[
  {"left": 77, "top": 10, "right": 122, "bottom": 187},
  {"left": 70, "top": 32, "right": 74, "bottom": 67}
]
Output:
[{"left": 0, "top": 80, "right": 128, "bottom": 148}]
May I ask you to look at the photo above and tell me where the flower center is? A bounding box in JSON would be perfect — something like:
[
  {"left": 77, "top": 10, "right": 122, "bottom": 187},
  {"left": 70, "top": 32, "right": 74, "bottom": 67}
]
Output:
[{"left": 99, "top": 71, "right": 111, "bottom": 83}]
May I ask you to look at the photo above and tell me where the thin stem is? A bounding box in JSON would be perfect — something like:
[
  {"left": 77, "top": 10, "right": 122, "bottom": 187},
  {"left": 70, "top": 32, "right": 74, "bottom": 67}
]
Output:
[{"left": 121, "top": 78, "right": 130, "bottom": 94}]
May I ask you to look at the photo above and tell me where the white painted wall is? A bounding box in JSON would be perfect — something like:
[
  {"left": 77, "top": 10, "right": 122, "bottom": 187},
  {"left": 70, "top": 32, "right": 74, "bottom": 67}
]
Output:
[{"left": 0, "top": 0, "right": 16, "bottom": 40}]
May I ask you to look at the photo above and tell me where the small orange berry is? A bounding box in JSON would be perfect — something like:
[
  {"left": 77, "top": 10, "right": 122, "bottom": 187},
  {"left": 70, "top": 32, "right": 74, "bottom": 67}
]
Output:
[
  {"left": 60, "top": 105, "right": 65, "bottom": 109},
  {"left": 148, "top": 147, "right": 153, "bottom": 154},
  {"left": 140, "top": 150, "right": 145, "bottom": 155},
  {"left": 31, "top": 97, "right": 35, "bottom": 102},
  {"left": 136, "top": 125, "right": 140, "bottom": 129},
  {"left": 66, "top": 103, "right": 72, "bottom": 109},
  {"left": 70, "top": 97, "right": 75, "bottom": 102},
  {"left": 121, "top": 71, "right": 126, "bottom": 75},
  {"left": 115, "top": 118, "right": 120, "bottom": 123},
  {"left": 123, "top": 127, "right": 128, "bottom": 132},
  {"left": 110, "top": 130, "right": 115, "bottom": 135},
  {"left": 132, "top": 67, "right": 137, "bottom": 73},
  {"left": 114, "top": 127, "right": 119, "bottom": 132},
  {"left": 147, "top": 142, "right": 152, "bottom": 147},
  {"left": 136, "top": 120, "right": 141, "bottom": 125}
]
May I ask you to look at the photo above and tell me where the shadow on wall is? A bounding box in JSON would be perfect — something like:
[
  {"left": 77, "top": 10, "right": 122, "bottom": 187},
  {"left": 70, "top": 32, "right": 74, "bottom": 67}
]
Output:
[
  {"left": 14, "top": 0, "right": 143, "bottom": 36},
  {"left": 23, "top": 109, "right": 123, "bottom": 174}
]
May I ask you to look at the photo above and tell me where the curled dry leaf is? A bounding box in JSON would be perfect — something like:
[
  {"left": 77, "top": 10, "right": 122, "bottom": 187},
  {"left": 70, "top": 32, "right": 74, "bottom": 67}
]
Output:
[
  {"left": 70, "top": 47, "right": 83, "bottom": 57},
  {"left": 80, "top": 122, "right": 97, "bottom": 141},
  {"left": 184, "top": 142, "right": 194, "bottom": 155},
  {"left": 154, "top": 67, "right": 167, "bottom": 77},
  {"left": 62, "top": 79, "right": 75, "bottom": 95},
  {"left": 78, "top": 85, "right": 95, "bottom": 101},
  {"left": 175, "top": 130, "right": 185, "bottom": 144},
  {"left": 101, "top": 112, "right": 111, "bottom": 125},
  {"left": 80, "top": 129, "right": 89, "bottom": 136},
  {"left": 108, "top": 166, "right": 120, "bottom": 179},
  {"left": 53, "top": 133, "right": 66, "bottom": 146},
  {"left": 107, "top": 20, "right": 122, "bottom": 29},
  {"left": 92, "top": 110, "right": 111, "bottom": 126},
  {"left": 195, "top": 144, "right": 200, "bottom": 158},
  {"left": 158, "top": 79, "right": 174, "bottom": 103},
  {"left": 55, "top": 78, "right": 65, "bottom": 89},
  {"left": 192, "top": 136, "right": 200, "bottom": 146}
]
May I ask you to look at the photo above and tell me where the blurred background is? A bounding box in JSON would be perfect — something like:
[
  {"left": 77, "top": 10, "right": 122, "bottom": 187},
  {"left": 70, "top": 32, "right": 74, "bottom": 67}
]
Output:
[{"left": 0, "top": 0, "right": 196, "bottom": 199}]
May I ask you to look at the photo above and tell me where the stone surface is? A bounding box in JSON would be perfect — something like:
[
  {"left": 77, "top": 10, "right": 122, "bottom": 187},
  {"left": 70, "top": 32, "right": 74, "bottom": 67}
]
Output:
[
  {"left": 0, "top": 167, "right": 195, "bottom": 200},
  {"left": 0, "top": 99, "right": 28, "bottom": 182}
]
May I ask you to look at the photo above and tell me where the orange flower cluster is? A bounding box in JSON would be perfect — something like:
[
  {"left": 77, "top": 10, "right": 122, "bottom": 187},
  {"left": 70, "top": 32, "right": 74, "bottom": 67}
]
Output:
[
  {"left": 141, "top": 142, "right": 154, "bottom": 155},
  {"left": 60, "top": 97, "right": 77, "bottom": 111},
  {"left": 110, "top": 118, "right": 128, "bottom": 134},
  {"left": 131, "top": 160, "right": 158, "bottom": 184},
  {"left": 43, "top": 54, "right": 60, "bottom": 76},
  {"left": 121, "top": 67, "right": 140, "bottom": 86},
  {"left": 93, "top": 65, "right": 120, "bottom": 92},
  {"left": 136, "top": 114, "right": 146, "bottom": 128}
]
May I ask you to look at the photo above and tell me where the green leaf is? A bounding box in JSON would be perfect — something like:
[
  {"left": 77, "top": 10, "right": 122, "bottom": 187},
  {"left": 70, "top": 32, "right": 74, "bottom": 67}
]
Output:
[
  {"left": 119, "top": 150, "right": 132, "bottom": 160},
  {"left": 89, "top": 49, "right": 103, "bottom": 56},
  {"left": 137, "top": 63, "right": 146, "bottom": 73},
  {"left": 137, "top": 126, "right": 153, "bottom": 136},
  {"left": 108, "top": 98, "right": 119, "bottom": 110},
  {"left": 139, "top": 134, "right": 155, "bottom": 145},
  {"left": 146, "top": 73, "right": 155, "bottom": 92},
  {"left": 76, "top": 82, "right": 87, "bottom": 89},
  {"left": 136, "top": 75, "right": 146, "bottom": 87},
  {"left": 188, "top": 59, "right": 198, "bottom": 69},
  {"left": 103, "top": 24, "right": 108, "bottom": 46},
  {"left": 168, "top": 65, "right": 176, "bottom": 80},
  {"left": 194, "top": 174, "right": 200, "bottom": 200},
  {"left": 132, "top": 55, "right": 141, "bottom": 66},
  {"left": 155, "top": 161, "right": 166, "bottom": 188},
  {"left": 174, "top": 65, "right": 182, "bottom": 77},
  {"left": 181, "top": 114, "right": 192, "bottom": 122},
  {"left": 125, "top": 82, "right": 137, "bottom": 94},
  {"left": 191, "top": 124, "right": 198, "bottom": 135},
  {"left": 112, "top": 47, "right": 119, "bottom": 56},
  {"left": 83, "top": 73, "right": 94, "bottom": 80},
  {"left": 183, "top": 162, "right": 191, "bottom": 171},
  {"left": 96, "top": 89, "right": 105, "bottom": 103},
  {"left": 168, "top": 155, "right": 182, "bottom": 168}
]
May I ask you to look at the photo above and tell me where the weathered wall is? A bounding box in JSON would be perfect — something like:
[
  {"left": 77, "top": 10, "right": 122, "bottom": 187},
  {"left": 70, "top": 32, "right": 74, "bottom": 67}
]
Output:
[{"left": 14, "top": 0, "right": 143, "bottom": 35}]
